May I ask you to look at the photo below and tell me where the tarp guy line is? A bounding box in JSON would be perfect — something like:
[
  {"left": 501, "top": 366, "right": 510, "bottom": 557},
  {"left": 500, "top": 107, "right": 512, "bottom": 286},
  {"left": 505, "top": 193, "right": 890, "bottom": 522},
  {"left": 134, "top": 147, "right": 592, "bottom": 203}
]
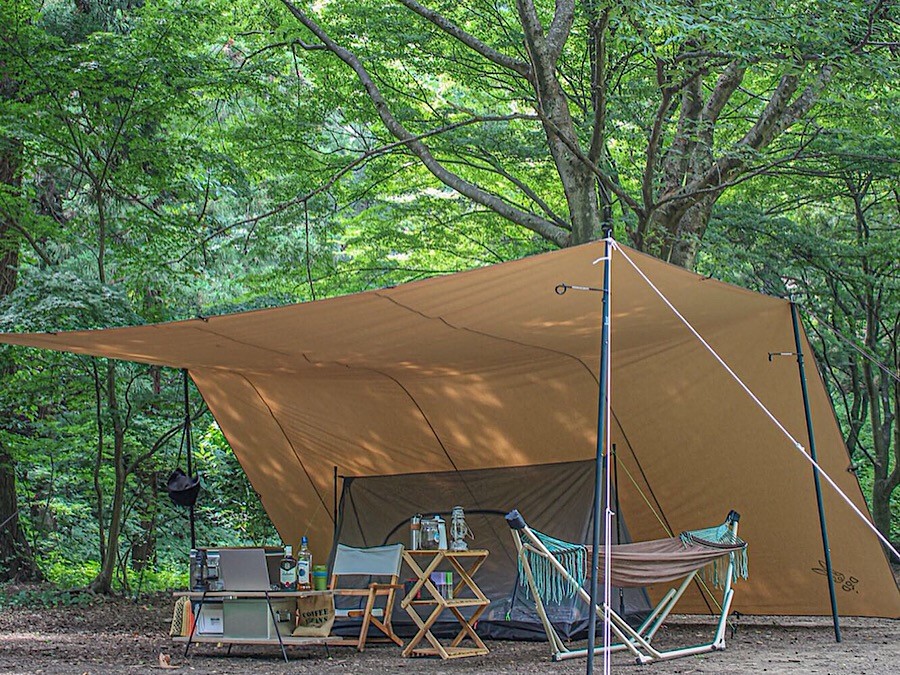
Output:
[{"left": 614, "top": 243, "right": 900, "bottom": 563}]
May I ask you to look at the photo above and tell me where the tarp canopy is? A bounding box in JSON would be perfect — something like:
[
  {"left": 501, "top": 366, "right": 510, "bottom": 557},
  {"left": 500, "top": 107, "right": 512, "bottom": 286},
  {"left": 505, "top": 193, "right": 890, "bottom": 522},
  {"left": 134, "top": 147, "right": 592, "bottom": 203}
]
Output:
[{"left": 1, "top": 242, "right": 897, "bottom": 617}]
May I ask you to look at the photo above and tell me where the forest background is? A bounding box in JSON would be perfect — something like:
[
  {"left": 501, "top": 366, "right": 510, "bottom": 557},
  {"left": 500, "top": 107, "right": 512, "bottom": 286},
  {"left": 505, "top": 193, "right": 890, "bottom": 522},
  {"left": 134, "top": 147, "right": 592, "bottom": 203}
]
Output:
[{"left": 0, "top": 0, "right": 897, "bottom": 598}]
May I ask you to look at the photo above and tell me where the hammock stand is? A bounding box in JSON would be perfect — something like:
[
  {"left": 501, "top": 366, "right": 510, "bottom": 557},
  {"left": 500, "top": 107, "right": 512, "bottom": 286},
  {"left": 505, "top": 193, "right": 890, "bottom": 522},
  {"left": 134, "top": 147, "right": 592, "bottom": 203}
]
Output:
[{"left": 506, "top": 509, "right": 747, "bottom": 665}]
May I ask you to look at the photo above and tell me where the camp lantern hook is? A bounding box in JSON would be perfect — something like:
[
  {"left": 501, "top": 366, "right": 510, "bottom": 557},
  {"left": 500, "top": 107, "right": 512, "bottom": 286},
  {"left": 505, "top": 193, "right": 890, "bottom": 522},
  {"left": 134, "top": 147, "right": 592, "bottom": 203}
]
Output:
[{"left": 555, "top": 282, "right": 604, "bottom": 294}]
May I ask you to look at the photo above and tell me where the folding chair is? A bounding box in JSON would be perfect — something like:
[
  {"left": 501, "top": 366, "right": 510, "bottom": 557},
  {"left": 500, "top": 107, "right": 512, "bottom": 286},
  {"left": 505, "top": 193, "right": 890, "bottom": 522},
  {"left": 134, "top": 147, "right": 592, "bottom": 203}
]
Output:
[{"left": 329, "top": 543, "right": 405, "bottom": 651}]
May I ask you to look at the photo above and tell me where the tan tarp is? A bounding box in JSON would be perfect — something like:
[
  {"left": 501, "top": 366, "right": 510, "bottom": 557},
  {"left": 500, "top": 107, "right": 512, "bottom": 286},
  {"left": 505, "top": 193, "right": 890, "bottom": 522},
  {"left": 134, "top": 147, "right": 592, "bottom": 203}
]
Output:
[{"left": 1, "top": 242, "right": 897, "bottom": 617}]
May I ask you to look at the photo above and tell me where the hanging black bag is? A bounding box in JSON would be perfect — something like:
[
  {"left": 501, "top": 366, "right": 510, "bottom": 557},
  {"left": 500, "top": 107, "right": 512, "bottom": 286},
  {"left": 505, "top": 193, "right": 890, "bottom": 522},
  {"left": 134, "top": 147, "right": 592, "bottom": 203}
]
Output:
[{"left": 166, "top": 468, "right": 201, "bottom": 507}]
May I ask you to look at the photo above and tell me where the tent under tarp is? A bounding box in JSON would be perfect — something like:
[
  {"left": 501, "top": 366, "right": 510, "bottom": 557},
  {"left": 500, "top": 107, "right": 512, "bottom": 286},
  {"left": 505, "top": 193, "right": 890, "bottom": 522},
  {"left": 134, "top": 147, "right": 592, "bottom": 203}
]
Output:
[
  {"left": 332, "top": 460, "right": 651, "bottom": 639},
  {"left": 0, "top": 242, "right": 897, "bottom": 622}
]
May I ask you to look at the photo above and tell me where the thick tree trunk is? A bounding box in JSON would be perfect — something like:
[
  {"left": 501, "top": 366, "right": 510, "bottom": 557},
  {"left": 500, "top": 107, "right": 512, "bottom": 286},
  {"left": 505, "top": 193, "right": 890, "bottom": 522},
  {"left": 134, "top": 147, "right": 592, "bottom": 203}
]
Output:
[
  {"left": 638, "top": 193, "right": 717, "bottom": 269},
  {"left": 560, "top": 156, "right": 600, "bottom": 244},
  {"left": 516, "top": 0, "right": 599, "bottom": 244}
]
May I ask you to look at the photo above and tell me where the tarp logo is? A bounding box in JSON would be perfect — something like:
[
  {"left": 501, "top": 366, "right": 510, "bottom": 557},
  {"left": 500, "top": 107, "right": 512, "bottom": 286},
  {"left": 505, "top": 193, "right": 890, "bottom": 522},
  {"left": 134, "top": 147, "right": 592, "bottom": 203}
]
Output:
[{"left": 811, "top": 560, "right": 860, "bottom": 592}]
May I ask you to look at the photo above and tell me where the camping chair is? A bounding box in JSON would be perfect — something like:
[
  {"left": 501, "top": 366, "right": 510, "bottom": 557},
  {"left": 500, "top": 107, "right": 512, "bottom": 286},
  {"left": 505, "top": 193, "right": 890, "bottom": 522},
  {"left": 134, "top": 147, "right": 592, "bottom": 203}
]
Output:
[
  {"left": 329, "top": 543, "right": 405, "bottom": 651},
  {"left": 506, "top": 509, "right": 747, "bottom": 664}
]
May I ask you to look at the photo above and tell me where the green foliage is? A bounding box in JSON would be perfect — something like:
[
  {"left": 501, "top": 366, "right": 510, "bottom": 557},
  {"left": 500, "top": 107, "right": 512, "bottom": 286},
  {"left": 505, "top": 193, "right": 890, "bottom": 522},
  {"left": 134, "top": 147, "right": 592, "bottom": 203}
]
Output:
[
  {"left": 0, "top": 271, "right": 140, "bottom": 332},
  {"left": 699, "top": 94, "right": 899, "bottom": 541},
  {"left": 0, "top": 0, "right": 896, "bottom": 591}
]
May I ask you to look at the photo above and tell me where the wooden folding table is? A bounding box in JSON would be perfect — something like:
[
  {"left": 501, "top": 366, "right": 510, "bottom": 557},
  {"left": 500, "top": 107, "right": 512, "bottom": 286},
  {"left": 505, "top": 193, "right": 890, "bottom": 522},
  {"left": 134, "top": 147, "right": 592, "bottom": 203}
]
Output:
[{"left": 400, "top": 549, "right": 490, "bottom": 659}]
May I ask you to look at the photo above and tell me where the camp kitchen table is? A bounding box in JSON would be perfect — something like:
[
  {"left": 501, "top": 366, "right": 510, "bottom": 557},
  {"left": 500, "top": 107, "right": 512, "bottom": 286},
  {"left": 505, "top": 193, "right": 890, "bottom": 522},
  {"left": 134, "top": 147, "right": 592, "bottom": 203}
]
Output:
[
  {"left": 173, "top": 590, "right": 339, "bottom": 662},
  {"left": 400, "top": 549, "right": 490, "bottom": 659}
]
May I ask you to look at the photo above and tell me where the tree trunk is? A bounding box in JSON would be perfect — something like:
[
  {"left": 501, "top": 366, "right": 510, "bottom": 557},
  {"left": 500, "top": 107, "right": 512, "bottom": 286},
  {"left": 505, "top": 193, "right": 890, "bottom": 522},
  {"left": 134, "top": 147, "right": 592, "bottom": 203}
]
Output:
[
  {"left": 0, "top": 442, "right": 41, "bottom": 581},
  {"left": 516, "top": 0, "right": 599, "bottom": 244},
  {"left": 865, "top": 335, "right": 898, "bottom": 540},
  {"left": 649, "top": 193, "right": 718, "bottom": 268},
  {"left": 0, "top": 88, "right": 42, "bottom": 581},
  {"left": 88, "top": 180, "right": 128, "bottom": 594},
  {"left": 89, "top": 360, "right": 127, "bottom": 594},
  {"left": 871, "top": 477, "right": 893, "bottom": 541},
  {"left": 131, "top": 462, "right": 157, "bottom": 574}
]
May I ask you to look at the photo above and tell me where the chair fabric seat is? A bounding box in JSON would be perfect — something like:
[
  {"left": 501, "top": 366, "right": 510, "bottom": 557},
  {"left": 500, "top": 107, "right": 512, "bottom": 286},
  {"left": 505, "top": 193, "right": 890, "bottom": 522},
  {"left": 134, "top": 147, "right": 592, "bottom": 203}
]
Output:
[{"left": 329, "top": 542, "right": 405, "bottom": 651}]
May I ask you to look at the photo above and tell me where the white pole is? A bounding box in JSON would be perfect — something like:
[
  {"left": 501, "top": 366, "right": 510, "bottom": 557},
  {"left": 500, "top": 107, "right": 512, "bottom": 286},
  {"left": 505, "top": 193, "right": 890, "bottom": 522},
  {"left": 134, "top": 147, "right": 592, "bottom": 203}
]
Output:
[{"left": 602, "top": 243, "right": 614, "bottom": 675}]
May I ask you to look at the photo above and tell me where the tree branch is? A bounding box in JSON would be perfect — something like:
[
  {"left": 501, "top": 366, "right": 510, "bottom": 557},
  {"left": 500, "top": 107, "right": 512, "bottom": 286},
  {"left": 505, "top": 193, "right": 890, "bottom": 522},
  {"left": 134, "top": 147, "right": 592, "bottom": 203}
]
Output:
[
  {"left": 176, "top": 111, "right": 544, "bottom": 262},
  {"left": 691, "top": 64, "right": 832, "bottom": 194},
  {"left": 587, "top": 9, "right": 610, "bottom": 164},
  {"left": 0, "top": 202, "right": 54, "bottom": 266},
  {"left": 534, "top": 108, "right": 643, "bottom": 216},
  {"left": 643, "top": 63, "right": 675, "bottom": 210},
  {"left": 447, "top": 149, "right": 569, "bottom": 228},
  {"left": 700, "top": 60, "right": 747, "bottom": 129},
  {"left": 395, "top": 0, "right": 531, "bottom": 78},
  {"left": 279, "top": 0, "right": 569, "bottom": 245},
  {"left": 545, "top": 0, "right": 575, "bottom": 62}
]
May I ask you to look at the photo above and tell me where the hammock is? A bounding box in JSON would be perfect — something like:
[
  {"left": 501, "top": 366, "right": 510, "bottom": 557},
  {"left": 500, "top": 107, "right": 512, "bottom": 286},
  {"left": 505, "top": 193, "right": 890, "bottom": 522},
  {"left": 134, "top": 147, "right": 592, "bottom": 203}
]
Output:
[
  {"left": 523, "top": 521, "right": 747, "bottom": 603},
  {"left": 508, "top": 509, "right": 748, "bottom": 665}
]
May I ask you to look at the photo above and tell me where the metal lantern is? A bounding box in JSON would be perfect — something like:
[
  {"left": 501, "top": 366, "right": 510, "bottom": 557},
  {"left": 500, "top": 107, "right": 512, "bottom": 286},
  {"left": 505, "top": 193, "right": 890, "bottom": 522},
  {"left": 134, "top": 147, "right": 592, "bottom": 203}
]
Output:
[{"left": 450, "top": 505, "right": 473, "bottom": 551}]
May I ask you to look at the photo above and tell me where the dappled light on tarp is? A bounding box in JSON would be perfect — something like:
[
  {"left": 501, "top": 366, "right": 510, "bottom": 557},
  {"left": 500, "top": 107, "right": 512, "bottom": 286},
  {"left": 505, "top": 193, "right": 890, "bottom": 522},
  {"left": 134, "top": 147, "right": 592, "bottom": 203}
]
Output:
[{"left": 0, "top": 241, "right": 897, "bottom": 618}]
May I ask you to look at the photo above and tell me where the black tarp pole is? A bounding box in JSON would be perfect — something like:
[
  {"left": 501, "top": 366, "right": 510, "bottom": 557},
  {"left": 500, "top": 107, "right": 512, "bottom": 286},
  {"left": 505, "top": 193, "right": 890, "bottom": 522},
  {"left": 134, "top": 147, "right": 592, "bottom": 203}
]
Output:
[
  {"left": 183, "top": 368, "right": 196, "bottom": 550},
  {"left": 586, "top": 233, "right": 613, "bottom": 675},
  {"left": 790, "top": 303, "right": 841, "bottom": 642},
  {"left": 613, "top": 444, "right": 625, "bottom": 618},
  {"left": 333, "top": 466, "right": 339, "bottom": 542}
]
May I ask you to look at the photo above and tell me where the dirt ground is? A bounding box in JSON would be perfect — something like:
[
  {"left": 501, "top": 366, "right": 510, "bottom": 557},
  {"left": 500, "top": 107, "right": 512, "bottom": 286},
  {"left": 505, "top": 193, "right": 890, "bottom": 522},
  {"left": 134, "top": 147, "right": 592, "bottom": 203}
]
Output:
[{"left": 0, "top": 592, "right": 897, "bottom": 675}]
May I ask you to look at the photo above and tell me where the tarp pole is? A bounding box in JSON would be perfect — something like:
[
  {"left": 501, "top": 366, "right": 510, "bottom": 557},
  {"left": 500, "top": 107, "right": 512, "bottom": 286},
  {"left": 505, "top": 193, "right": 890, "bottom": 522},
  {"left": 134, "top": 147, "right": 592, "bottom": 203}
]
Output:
[
  {"left": 790, "top": 303, "right": 840, "bottom": 642},
  {"left": 183, "top": 368, "right": 196, "bottom": 550},
  {"left": 612, "top": 444, "right": 625, "bottom": 618},
  {"left": 586, "top": 235, "right": 613, "bottom": 675}
]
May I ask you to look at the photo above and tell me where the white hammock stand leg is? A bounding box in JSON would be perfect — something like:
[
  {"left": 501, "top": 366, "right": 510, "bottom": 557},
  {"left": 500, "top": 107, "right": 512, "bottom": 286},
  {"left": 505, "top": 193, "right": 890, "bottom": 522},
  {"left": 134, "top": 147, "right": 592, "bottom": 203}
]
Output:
[
  {"left": 515, "top": 525, "right": 661, "bottom": 663},
  {"left": 512, "top": 528, "right": 569, "bottom": 658},
  {"left": 513, "top": 520, "right": 742, "bottom": 664}
]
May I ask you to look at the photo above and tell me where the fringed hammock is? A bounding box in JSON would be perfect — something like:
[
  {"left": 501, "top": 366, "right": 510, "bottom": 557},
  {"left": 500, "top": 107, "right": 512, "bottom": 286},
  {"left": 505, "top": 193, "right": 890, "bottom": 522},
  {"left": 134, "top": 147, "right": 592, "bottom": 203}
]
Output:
[
  {"left": 521, "top": 520, "right": 748, "bottom": 604},
  {"left": 508, "top": 509, "right": 748, "bottom": 664}
]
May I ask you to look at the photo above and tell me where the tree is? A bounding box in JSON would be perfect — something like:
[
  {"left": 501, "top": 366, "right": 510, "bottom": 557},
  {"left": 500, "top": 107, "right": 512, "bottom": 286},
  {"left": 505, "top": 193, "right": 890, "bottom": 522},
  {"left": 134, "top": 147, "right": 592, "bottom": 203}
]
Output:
[
  {"left": 0, "top": 0, "right": 243, "bottom": 591},
  {"left": 270, "top": 0, "right": 895, "bottom": 268},
  {"left": 0, "top": 1, "right": 43, "bottom": 582}
]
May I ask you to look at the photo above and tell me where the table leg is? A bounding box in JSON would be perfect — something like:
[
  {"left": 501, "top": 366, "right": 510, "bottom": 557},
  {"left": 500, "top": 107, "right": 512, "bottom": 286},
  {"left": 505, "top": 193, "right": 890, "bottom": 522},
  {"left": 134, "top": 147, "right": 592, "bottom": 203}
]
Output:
[
  {"left": 447, "top": 603, "right": 489, "bottom": 649},
  {"left": 264, "top": 590, "right": 289, "bottom": 663},
  {"left": 447, "top": 556, "right": 490, "bottom": 604},
  {"left": 184, "top": 590, "right": 207, "bottom": 657},
  {"left": 400, "top": 554, "right": 444, "bottom": 608},
  {"left": 402, "top": 602, "right": 449, "bottom": 658}
]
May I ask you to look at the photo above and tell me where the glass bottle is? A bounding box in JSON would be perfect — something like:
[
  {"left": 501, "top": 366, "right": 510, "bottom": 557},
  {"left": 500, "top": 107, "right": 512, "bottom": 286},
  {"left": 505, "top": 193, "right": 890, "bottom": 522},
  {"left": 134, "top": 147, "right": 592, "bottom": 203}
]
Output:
[
  {"left": 297, "top": 536, "right": 312, "bottom": 590},
  {"left": 279, "top": 545, "right": 298, "bottom": 590}
]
